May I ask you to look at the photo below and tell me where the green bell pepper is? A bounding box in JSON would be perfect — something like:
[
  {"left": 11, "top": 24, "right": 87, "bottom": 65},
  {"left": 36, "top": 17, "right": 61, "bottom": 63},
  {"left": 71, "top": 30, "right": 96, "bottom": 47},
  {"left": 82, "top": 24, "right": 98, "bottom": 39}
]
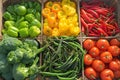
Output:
[
  {"left": 18, "top": 21, "right": 29, "bottom": 29},
  {"left": 25, "top": 14, "right": 35, "bottom": 22},
  {"left": 30, "top": 19, "right": 41, "bottom": 28},
  {"left": 19, "top": 28, "right": 29, "bottom": 38},
  {"left": 4, "top": 21, "right": 15, "bottom": 29},
  {"left": 7, "top": 26, "right": 19, "bottom": 37},
  {"left": 29, "top": 26, "right": 40, "bottom": 38},
  {"left": 3, "top": 12, "right": 14, "bottom": 20}
]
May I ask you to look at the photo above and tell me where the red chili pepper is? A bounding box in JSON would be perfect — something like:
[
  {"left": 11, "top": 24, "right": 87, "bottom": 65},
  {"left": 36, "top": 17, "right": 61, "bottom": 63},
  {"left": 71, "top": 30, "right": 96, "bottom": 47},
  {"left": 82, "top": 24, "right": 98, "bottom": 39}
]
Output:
[
  {"left": 107, "top": 24, "right": 116, "bottom": 30},
  {"left": 88, "top": 33, "right": 100, "bottom": 37},
  {"left": 96, "top": 27, "right": 108, "bottom": 36},
  {"left": 86, "top": 9, "right": 99, "bottom": 18},
  {"left": 95, "top": 9, "right": 109, "bottom": 15},
  {"left": 86, "top": 12, "right": 95, "bottom": 19},
  {"left": 80, "top": 17, "right": 88, "bottom": 29},
  {"left": 105, "top": 14, "right": 114, "bottom": 23},
  {"left": 81, "top": 9, "right": 94, "bottom": 23},
  {"left": 114, "top": 22, "right": 119, "bottom": 29}
]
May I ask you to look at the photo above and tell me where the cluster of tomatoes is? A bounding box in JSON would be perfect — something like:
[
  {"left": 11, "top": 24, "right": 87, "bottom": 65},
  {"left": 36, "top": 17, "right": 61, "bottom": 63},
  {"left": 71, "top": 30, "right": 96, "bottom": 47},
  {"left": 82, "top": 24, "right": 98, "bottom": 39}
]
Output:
[{"left": 83, "top": 38, "right": 120, "bottom": 80}]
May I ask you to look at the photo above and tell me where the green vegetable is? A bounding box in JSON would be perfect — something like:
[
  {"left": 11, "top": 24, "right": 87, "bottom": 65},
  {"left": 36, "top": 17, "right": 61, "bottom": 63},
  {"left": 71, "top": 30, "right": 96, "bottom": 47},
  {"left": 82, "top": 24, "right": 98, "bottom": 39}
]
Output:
[
  {"left": 25, "top": 14, "right": 35, "bottom": 22},
  {"left": 18, "top": 21, "right": 29, "bottom": 29},
  {"left": 3, "top": 1, "right": 41, "bottom": 38},
  {"left": 29, "top": 26, "right": 40, "bottom": 38},
  {"left": 6, "top": 5, "right": 16, "bottom": 15},
  {"left": 3, "top": 12, "right": 14, "bottom": 20},
  {"left": 40, "top": 36, "right": 85, "bottom": 79},
  {"left": 16, "top": 5, "right": 27, "bottom": 15},
  {"left": 27, "top": 8, "right": 35, "bottom": 14},
  {"left": 29, "top": 57, "right": 39, "bottom": 75},
  {"left": 33, "top": 2, "right": 41, "bottom": 11},
  {"left": 30, "top": 19, "right": 41, "bottom": 28},
  {"left": 7, "top": 26, "right": 19, "bottom": 37},
  {"left": 1, "top": 34, "right": 22, "bottom": 51},
  {"left": 28, "top": 1, "right": 33, "bottom": 8},
  {"left": 4, "top": 21, "right": 15, "bottom": 29},
  {"left": 24, "top": 39, "right": 39, "bottom": 47},
  {"left": 7, "top": 48, "right": 25, "bottom": 64},
  {"left": 35, "top": 12, "right": 41, "bottom": 21},
  {"left": 19, "top": 28, "right": 29, "bottom": 38},
  {"left": 13, "top": 63, "right": 29, "bottom": 80}
]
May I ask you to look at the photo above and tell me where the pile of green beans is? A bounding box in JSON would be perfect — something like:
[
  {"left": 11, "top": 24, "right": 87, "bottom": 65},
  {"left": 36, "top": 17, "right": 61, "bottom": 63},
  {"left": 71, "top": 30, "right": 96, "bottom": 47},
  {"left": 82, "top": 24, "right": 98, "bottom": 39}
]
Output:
[{"left": 40, "top": 36, "right": 85, "bottom": 80}]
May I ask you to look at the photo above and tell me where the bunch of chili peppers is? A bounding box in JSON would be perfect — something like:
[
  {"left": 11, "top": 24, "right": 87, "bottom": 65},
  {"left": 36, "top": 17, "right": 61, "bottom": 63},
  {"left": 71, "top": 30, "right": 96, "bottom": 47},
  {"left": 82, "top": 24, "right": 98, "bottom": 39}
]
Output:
[{"left": 80, "top": 0, "right": 120, "bottom": 37}]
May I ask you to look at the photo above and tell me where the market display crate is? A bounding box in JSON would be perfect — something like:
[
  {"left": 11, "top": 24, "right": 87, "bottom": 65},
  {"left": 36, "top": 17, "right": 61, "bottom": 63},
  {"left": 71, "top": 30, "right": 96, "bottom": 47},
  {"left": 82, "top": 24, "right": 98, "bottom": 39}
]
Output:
[
  {"left": 79, "top": 0, "right": 120, "bottom": 37},
  {"left": 41, "top": 0, "right": 81, "bottom": 38},
  {"left": 2, "top": 0, "right": 42, "bottom": 39},
  {"left": 81, "top": 36, "right": 120, "bottom": 80}
]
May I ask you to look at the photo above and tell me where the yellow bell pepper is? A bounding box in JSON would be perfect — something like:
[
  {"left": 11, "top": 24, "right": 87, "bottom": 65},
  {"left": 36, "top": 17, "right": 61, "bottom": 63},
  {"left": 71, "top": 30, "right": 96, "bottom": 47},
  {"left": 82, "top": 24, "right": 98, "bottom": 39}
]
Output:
[
  {"left": 47, "top": 12, "right": 57, "bottom": 28},
  {"left": 59, "top": 20, "right": 69, "bottom": 35},
  {"left": 51, "top": 28, "right": 60, "bottom": 36},
  {"left": 57, "top": 10, "right": 66, "bottom": 19},
  {"left": 70, "top": 1, "right": 76, "bottom": 8},
  {"left": 43, "top": 24, "right": 52, "bottom": 36},
  {"left": 42, "top": 8, "right": 51, "bottom": 18},
  {"left": 45, "top": 1, "right": 53, "bottom": 9},
  {"left": 70, "top": 26, "right": 80, "bottom": 36},
  {"left": 62, "top": 5, "right": 76, "bottom": 16}
]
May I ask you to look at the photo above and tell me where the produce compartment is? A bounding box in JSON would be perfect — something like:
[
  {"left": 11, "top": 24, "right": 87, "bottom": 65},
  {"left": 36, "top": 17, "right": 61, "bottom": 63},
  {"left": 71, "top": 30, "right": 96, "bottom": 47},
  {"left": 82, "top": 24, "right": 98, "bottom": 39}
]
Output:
[
  {"left": 81, "top": 37, "right": 120, "bottom": 80},
  {"left": 79, "top": 0, "right": 120, "bottom": 37},
  {"left": 2, "top": 0, "right": 42, "bottom": 39},
  {"left": 40, "top": 36, "right": 85, "bottom": 80},
  {"left": 42, "top": 0, "right": 81, "bottom": 37}
]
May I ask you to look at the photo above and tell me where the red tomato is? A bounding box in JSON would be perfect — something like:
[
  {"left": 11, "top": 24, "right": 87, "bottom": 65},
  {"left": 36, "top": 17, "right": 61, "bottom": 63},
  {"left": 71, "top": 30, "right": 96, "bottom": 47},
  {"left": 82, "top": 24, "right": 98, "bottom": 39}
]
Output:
[
  {"left": 109, "top": 61, "right": 119, "bottom": 71},
  {"left": 108, "top": 46, "right": 120, "bottom": 56},
  {"left": 114, "top": 71, "right": 120, "bottom": 79},
  {"left": 92, "top": 59, "right": 105, "bottom": 72},
  {"left": 96, "top": 39, "right": 110, "bottom": 51},
  {"left": 84, "top": 54, "right": 93, "bottom": 65},
  {"left": 114, "top": 59, "right": 120, "bottom": 70},
  {"left": 100, "top": 51, "right": 113, "bottom": 63},
  {"left": 89, "top": 47, "right": 100, "bottom": 58},
  {"left": 85, "top": 67, "right": 97, "bottom": 80},
  {"left": 110, "top": 38, "right": 120, "bottom": 46},
  {"left": 100, "top": 69, "right": 114, "bottom": 80},
  {"left": 83, "top": 39, "right": 95, "bottom": 50}
]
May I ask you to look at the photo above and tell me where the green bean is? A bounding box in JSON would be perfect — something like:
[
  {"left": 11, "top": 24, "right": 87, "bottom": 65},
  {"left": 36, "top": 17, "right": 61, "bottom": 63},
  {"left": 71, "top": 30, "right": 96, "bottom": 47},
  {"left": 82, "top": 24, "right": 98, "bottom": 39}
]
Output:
[
  {"left": 40, "top": 70, "right": 75, "bottom": 77},
  {"left": 57, "top": 75, "right": 77, "bottom": 80}
]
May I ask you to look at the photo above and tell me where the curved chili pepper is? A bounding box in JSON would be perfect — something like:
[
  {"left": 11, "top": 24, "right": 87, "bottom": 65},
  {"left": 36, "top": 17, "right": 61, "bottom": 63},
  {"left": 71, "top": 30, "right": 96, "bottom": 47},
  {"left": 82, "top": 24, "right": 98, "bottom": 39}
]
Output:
[
  {"left": 81, "top": 9, "right": 94, "bottom": 23},
  {"left": 86, "top": 9, "right": 99, "bottom": 18}
]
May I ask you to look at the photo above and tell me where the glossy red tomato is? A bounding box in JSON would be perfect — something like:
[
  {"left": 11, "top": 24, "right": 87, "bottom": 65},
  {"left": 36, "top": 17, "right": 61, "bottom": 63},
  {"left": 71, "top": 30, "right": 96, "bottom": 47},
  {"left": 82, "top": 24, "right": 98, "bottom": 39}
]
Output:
[
  {"left": 100, "top": 51, "right": 113, "bottom": 63},
  {"left": 110, "top": 38, "right": 120, "bottom": 46},
  {"left": 84, "top": 54, "right": 93, "bottom": 65},
  {"left": 108, "top": 46, "right": 120, "bottom": 56},
  {"left": 85, "top": 67, "right": 97, "bottom": 80},
  {"left": 83, "top": 39, "right": 95, "bottom": 50},
  {"left": 109, "top": 61, "right": 119, "bottom": 71},
  {"left": 100, "top": 69, "right": 114, "bottom": 80},
  {"left": 92, "top": 59, "right": 105, "bottom": 72},
  {"left": 96, "top": 39, "right": 110, "bottom": 51},
  {"left": 89, "top": 47, "right": 100, "bottom": 58}
]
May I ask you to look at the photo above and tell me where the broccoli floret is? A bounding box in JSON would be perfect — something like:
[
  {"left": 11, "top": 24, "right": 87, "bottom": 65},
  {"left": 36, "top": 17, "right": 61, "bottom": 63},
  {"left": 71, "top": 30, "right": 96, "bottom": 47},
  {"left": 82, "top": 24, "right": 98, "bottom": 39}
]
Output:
[
  {"left": 24, "top": 39, "right": 39, "bottom": 47},
  {"left": 7, "top": 48, "right": 25, "bottom": 64},
  {"left": 1, "top": 34, "right": 22, "bottom": 52},
  {"left": 13, "top": 63, "right": 29, "bottom": 80}
]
